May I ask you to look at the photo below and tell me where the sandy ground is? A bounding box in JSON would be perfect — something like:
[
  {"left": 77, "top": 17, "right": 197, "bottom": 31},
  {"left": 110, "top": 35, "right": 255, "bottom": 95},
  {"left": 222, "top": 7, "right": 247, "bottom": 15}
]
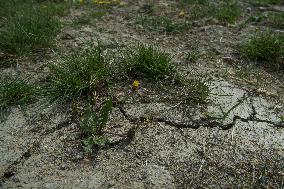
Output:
[{"left": 1, "top": 0, "right": 284, "bottom": 188}]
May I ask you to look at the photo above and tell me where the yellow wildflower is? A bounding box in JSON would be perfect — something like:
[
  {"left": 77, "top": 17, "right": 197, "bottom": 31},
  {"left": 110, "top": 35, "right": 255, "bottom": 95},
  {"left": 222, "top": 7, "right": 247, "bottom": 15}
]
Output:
[
  {"left": 179, "top": 10, "right": 185, "bottom": 17},
  {"left": 132, "top": 80, "right": 140, "bottom": 90}
]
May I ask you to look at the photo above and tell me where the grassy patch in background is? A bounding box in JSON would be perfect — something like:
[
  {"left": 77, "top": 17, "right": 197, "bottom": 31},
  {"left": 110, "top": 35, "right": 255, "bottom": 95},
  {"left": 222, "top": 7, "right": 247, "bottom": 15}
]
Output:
[
  {"left": 267, "top": 12, "right": 284, "bottom": 29},
  {"left": 216, "top": 2, "right": 241, "bottom": 24},
  {"left": 0, "top": 10, "right": 60, "bottom": 55},
  {"left": 177, "top": 0, "right": 217, "bottom": 21},
  {"left": 40, "top": 0, "right": 71, "bottom": 16},
  {"left": 46, "top": 46, "right": 109, "bottom": 103},
  {"left": 178, "top": 0, "right": 242, "bottom": 24},
  {"left": 0, "top": 0, "right": 62, "bottom": 56},
  {"left": 240, "top": 31, "right": 284, "bottom": 70}
]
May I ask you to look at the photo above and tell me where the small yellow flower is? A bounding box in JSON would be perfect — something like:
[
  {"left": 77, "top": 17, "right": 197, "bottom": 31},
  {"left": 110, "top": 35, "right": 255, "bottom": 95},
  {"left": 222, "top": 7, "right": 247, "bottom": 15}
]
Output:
[
  {"left": 132, "top": 80, "right": 140, "bottom": 90},
  {"left": 179, "top": 10, "right": 185, "bottom": 17}
]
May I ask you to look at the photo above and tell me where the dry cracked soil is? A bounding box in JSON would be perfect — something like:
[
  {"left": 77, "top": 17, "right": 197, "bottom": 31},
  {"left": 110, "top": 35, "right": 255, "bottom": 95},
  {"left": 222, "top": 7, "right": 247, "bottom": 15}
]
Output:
[{"left": 0, "top": 0, "right": 284, "bottom": 188}]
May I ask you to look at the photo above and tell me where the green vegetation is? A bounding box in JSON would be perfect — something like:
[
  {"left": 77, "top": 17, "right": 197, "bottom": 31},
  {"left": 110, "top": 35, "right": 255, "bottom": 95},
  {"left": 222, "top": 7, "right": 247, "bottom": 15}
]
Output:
[
  {"left": 80, "top": 99, "right": 112, "bottom": 155},
  {"left": 0, "top": 76, "right": 37, "bottom": 111},
  {"left": 124, "top": 44, "right": 177, "bottom": 81},
  {"left": 183, "top": 78, "right": 210, "bottom": 104},
  {"left": 267, "top": 12, "right": 284, "bottom": 29},
  {"left": 216, "top": 2, "right": 241, "bottom": 24},
  {"left": 40, "top": 1, "right": 71, "bottom": 17},
  {"left": 248, "top": 12, "right": 284, "bottom": 29},
  {"left": 46, "top": 46, "right": 109, "bottom": 103},
  {"left": 0, "top": 1, "right": 61, "bottom": 56},
  {"left": 240, "top": 31, "right": 284, "bottom": 70},
  {"left": 186, "top": 50, "right": 199, "bottom": 63},
  {"left": 178, "top": 0, "right": 241, "bottom": 24}
]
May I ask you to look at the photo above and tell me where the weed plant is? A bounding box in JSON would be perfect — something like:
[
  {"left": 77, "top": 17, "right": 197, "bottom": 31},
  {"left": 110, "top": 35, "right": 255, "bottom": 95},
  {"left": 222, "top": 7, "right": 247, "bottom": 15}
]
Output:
[
  {"left": 182, "top": 78, "right": 211, "bottom": 104},
  {"left": 80, "top": 99, "right": 112, "bottom": 155}
]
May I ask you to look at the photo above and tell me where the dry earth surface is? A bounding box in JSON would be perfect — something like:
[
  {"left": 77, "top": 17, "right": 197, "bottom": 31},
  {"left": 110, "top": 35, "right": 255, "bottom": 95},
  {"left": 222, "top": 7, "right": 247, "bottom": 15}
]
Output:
[{"left": 1, "top": 0, "right": 284, "bottom": 188}]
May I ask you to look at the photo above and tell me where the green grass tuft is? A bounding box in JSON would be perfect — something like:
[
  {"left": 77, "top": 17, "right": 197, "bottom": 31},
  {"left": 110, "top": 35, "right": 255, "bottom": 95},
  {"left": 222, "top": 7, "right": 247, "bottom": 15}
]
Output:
[
  {"left": 240, "top": 31, "right": 284, "bottom": 70},
  {"left": 216, "top": 2, "right": 241, "bottom": 24},
  {"left": 46, "top": 46, "right": 109, "bottom": 103},
  {"left": 124, "top": 44, "right": 178, "bottom": 81},
  {"left": 0, "top": 76, "right": 37, "bottom": 111}
]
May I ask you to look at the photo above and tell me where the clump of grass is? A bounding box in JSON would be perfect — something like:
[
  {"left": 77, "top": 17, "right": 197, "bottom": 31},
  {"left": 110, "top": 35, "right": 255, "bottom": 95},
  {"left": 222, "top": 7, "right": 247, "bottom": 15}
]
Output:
[
  {"left": 0, "top": 1, "right": 61, "bottom": 55},
  {"left": 80, "top": 99, "right": 112, "bottom": 155},
  {"left": 124, "top": 44, "right": 178, "bottom": 81},
  {"left": 0, "top": 76, "right": 37, "bottom": 111},
  {"left": 240, "top": 31, "right": 284, "bottom": 70},
  {"left": 46, "top": 46, "right": 109, "bottom": 103},
  {"left": 216, "top": 2, "right": 241, "bottom": 24}
]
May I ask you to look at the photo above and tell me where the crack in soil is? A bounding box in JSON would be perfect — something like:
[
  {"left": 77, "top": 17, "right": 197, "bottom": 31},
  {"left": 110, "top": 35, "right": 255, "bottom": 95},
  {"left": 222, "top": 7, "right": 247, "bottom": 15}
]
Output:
[{"left": 117, "top": 104, "right": 284, "bottom": 131}]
